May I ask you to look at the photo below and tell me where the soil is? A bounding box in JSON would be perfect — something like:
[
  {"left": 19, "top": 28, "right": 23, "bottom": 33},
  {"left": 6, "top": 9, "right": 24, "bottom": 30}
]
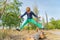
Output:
[{"left": 0, "top": 29, "right": 60, "bottom": 40}]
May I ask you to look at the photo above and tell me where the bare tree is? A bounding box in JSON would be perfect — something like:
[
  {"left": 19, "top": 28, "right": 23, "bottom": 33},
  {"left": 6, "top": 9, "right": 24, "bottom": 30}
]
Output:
[{"left": 45, "top": 11, "right": 48, "bottom": 25}]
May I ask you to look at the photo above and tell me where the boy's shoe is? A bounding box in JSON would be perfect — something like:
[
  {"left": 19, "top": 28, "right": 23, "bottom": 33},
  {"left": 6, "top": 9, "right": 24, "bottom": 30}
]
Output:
[
  {"left": 16, "top": 28, "right": 20, "bottom": 31},
  {"left": 40, "top": 30, "right": 46, "bottom": 39}
]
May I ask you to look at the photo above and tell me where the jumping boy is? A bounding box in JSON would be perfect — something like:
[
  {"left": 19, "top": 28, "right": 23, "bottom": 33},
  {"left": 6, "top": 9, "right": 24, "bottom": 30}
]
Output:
[{"left": 16, "top": 7, "right": 43, "bottom": 31}]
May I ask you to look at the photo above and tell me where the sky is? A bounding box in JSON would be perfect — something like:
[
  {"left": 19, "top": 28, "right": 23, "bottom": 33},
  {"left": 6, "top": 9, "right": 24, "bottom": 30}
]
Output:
[{"left": 20, "top": 0, "right": 60, "bottom": 21}]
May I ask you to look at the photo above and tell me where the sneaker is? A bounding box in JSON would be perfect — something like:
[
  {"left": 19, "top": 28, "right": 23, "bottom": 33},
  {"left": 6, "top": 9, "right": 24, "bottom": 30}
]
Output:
[{"left": 16, "top": 28, "right": 20, "bottom": 31}]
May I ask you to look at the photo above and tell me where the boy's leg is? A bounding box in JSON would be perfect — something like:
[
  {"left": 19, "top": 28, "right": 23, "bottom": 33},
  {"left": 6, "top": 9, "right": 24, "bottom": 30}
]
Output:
[
  {"left": 30, "top": 19, "right": 42, "bottom": 29},
  {"left": 20, "top": 19, "right": 28, "bottom": 30},
  {"left": 30, "top": 19, "right": 45, "bottom": 38}
]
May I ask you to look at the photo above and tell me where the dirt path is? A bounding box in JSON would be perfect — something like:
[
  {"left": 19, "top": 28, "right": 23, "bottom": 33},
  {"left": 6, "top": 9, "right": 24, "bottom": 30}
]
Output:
[
  {"left": 45, "top": 30, "right": 60, "bottom": 40},
  {"left": 10, "top": 30, "right": 60, "bottom": 40},
  {"left": 0, "top": 30, "right": 60, "bottom": 40}
]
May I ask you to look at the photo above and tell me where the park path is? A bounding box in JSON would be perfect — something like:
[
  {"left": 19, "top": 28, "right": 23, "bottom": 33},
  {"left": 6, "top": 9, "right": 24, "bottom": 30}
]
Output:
[
  {"left": 10, "top": 30, "right": 60, "bottom": 40},
  {"left": 1, "top": 29, "right": 60, "bottom": 40},
  {"left": 44, "top": 30, "right": 60, "bottom": 40}
]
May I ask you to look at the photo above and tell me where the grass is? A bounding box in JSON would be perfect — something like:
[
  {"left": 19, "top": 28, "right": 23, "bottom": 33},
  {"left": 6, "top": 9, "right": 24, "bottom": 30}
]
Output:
[
  {"left": 0, "top": 30, "right": 8, "bottom": 40},
  {"left": 0, "top": 29, "right": 22, "bottom": 40}
]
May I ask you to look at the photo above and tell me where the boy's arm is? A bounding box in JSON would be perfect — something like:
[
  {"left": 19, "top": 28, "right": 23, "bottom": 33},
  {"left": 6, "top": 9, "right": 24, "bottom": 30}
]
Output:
[
  {"left": 32, "top": 11, "right": 38, "bottom": 18},
  {"left": 21, "top": 12, "right": 26, "bottom": 18},
  {"left": 32, "top": 11, "right": 41, "bottom": 20}
]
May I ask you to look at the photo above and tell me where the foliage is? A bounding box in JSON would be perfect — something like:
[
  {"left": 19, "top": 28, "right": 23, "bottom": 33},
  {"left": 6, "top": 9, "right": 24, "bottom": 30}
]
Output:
[
  {"left": 45, "top": 17, "right": 60, "bottom": 29},
  {"left": 0, "top": 0, "right": 22, "bottom": 29},
  {"left": 2, "top": 13, "right": 21, "bottom": 29}
]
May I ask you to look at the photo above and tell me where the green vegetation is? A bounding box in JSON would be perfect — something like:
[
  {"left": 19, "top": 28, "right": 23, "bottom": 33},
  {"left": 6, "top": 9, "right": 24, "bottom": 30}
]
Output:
[
  {"left": 45, "top": 17, "right": 60, "bottom": 29},
  {"left": 0, "top": 0, "right": 22, "bottom": 29}
]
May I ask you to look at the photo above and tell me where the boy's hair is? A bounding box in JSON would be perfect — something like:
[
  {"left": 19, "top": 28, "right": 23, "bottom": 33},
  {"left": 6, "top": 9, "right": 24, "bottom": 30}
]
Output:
[{"left": 26, "top": 7, "right": 31, "bottom": 11}]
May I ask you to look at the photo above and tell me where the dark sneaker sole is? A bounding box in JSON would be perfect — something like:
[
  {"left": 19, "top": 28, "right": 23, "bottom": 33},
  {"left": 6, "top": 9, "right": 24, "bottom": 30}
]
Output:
[{"left": 16, "top": 29, "right": 20, "bottom": 31}]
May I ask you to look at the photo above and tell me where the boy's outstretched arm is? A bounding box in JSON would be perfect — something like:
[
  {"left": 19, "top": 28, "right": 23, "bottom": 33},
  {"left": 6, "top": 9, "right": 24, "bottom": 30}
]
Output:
[
  {"left": 32, "top": 11, "right": 41, "bottom": 18},
  {"left": 32, "top": 11, "right": 38, "bottom": 18},
  {"left": 20, "top": 12, "right": 26, "bottom": 18}
]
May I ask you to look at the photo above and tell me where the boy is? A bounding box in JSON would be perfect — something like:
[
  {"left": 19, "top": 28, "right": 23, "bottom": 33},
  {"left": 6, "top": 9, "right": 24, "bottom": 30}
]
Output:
[{"left": 16, "top": 7, "right": 43, "bottom": 31}]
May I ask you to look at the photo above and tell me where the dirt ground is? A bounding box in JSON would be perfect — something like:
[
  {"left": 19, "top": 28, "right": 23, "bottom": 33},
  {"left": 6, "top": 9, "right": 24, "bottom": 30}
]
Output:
[
  {"left": 45, "top": 29, "right": 60, "bottom": 40},
  {"left": 0, "top": 29, "right": 60, "bottom": 40}
]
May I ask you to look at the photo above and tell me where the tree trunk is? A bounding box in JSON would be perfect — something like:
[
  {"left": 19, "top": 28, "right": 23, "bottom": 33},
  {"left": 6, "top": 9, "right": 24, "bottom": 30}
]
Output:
[
  {"left": 3, "top": 26, "right": 4, "bottom": 30},
  {"left": 26, "top": 31, "right": 45, "bottom": 40},
  {"left": 9, "top": 26, "right": 11, "bottom": 29}
]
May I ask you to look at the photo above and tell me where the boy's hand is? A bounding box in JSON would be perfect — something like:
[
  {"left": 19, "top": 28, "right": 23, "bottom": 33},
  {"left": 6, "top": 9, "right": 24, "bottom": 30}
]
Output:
[
  {"left": 36, "top": 16, "right": 41, "bottom": 22},
  {"left": 18, "top": 16, "right": 21, "bottom": 18},
  {"left": 37, "top": 16, "right": 41, "bottom": 19},
  {"left": 38, "top": 16, "right": 41, "bottom": 18}
]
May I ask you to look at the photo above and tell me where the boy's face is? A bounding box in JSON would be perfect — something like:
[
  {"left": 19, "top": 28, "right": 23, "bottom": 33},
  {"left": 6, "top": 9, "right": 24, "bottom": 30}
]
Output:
[{"left": 26, "top": 7, "right": 30, "bottom": 12}]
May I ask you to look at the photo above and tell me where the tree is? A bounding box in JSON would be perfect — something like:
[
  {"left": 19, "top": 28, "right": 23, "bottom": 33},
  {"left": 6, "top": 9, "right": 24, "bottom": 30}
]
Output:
[
  {"left": 1, "top": 0, "right": 22, "bottom": 29},
  {"left": 0, "top": 0, "right": 7, "bottom": 18},
  {"left": 50, "top": 18, "right": 60, "bottom": 29},
  {"left": 0, "top": 0, "right": 7, "bottom": 29},
  {"left": 45, "top": 17, "right": 60, "bottom": 29},
  {"left": 45, "top": 12, "right": 48, "bottom": 25},
  {"left": 56, "top": 20, "right": 60, "bottom": 29}
]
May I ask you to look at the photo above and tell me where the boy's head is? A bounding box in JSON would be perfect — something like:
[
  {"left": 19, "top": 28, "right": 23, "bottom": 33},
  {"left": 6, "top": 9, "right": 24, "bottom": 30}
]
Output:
[{"left": 26, "top": 7, "right": 30, "bottom": 12}]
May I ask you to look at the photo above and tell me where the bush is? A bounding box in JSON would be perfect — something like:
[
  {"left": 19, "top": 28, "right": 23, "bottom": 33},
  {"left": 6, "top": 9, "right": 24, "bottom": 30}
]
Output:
[
  {"left": 0, "top": 30, "right": 9, "bottom": 40},
  {"left": 45, "top": 23, "right": 55, "bottom": 30}
]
